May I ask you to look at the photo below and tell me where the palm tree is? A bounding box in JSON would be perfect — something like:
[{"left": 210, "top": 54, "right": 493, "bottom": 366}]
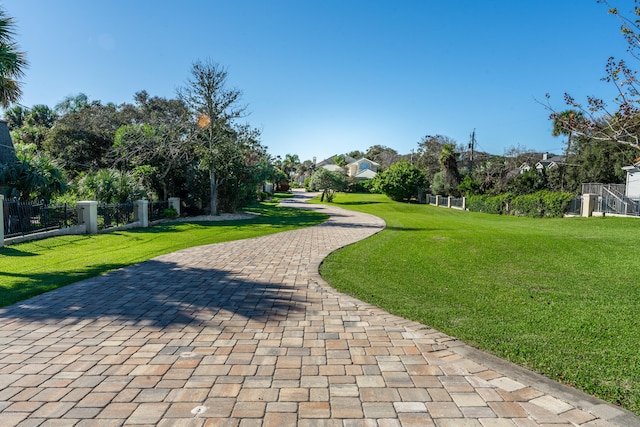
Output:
[
  {"left": 552, "top": 109, "right": 583, "bottom": 191},
  {"left": 552, "top": 109, "right": 583, "bottom": 158},
  {"left": 0, "top": 8, "right": 27, "bottom": 109}
]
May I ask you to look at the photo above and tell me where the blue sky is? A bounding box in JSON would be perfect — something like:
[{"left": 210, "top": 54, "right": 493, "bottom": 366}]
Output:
[{"left": 2, "top": 0, "right": 632, "bottom": 162}]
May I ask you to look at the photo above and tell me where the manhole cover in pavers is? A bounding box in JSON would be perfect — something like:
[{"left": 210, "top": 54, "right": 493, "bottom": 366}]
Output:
[
  {"left": 180, "top": 351, "right": 197, "bottom": 358},
  {"left": 191, "top": 406, "right": 207, "bottom": 416}
]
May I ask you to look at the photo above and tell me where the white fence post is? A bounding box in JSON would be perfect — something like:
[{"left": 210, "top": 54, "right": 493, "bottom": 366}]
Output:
[
  {"left": 582, "top": 194, "right": 597, "bottom": 218},
  {"left": 77, "top": 201, "right": 98, "bottom": 234},
  {"left": 462, "top": 197, "right": 467, "bottom": 210},
  {"left": 447, "top": 196, "right": 452, "bottom": 208},
  {"left": 134, "top": 200, "right": 149, "bottom": 228},
  {"left": 0, "top": 195, "right": 4, "bottom": 247},
  {"left": 168, "top": 197, "right": 181, "bottom": 217}
]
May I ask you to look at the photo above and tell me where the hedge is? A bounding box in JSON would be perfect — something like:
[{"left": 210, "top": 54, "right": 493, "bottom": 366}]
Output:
[{"left": 467, "top": 191, "right": 575, "bottom": 218}]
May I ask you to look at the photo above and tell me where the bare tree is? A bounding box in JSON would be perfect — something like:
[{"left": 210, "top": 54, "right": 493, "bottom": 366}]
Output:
[{"left": 178, "top": 60, "right": 246, "bottom": 215}]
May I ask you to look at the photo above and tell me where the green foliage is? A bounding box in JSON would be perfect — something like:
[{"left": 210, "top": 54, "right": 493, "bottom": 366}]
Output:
[
  {"left": 468, "top": 191, "right": 575, "bottom": 218},
  {"left": 0, "top": 151, "right": 66, "bottom": 202},
  {"left": 76, "top": 168, "right": 145, "bottom": 203},
  {"left": 507, "top": 168, "right": 549, "bottom": 195},
  {"left": 438, "top": 143, "right": 461, "bottom": 196},
  {"left": 319, "top": 193, "right": 640, "bottom": 414},
  {"left": 467, "top": 193, "right": 513, "bottom": 215},
  {"left": 509, "top": 191, "right": 575, "bottom": 218},
  {"left": 308, "top": 167, "right": 347, "bottom": 202},
  {"left": 457, "top": 175, "right": 482, "bottom": 196},
  {"left": 163, "top": 207, "right": 179, "bottom": 219},
  {"left": 371, "top": 160, "right": 426, "bottom": 202},
  {"left": 0, "top": 8, "right": 28, "bottom": 108}
]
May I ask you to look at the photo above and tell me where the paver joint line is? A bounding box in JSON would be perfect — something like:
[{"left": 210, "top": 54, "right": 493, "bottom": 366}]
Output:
[{"left": 0, "top": 190, "right": 637, "bottom": 426}]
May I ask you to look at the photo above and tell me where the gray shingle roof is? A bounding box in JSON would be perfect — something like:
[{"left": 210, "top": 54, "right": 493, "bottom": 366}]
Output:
[{"left": 0, "top": 120, "right": 16, "bottom": 165}]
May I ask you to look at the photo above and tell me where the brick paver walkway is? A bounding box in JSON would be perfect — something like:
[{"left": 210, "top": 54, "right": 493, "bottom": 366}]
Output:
[{"left": 1, "top": 192, "right": 638, "bottom": 426}]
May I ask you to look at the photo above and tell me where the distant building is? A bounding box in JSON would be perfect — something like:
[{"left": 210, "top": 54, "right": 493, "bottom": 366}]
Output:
[
  {"left": 0, "top": 120, "right": 16, "bottom": 165},
  {"left": 317, "top": 155, "right": 379, "bottom": 180},
  {"left": 623, "top": 160, "right": 640, "bottom": 199},
  {"left": 346, "top": 158, "right": 379, "bottom": 180},
  {"left": 535, "top": 152, "right": 565, "bottom": 172}
]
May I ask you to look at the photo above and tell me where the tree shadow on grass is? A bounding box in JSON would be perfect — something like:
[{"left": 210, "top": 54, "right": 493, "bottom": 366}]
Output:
[
  {"left": 0, "top": 259, "right": 305, "bottom": 327},
  {"left": 0, "top": 246, "right": 37, "bottom": 257}
]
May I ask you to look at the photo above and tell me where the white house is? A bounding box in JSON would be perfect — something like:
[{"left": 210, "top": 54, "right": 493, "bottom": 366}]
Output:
[
  {"left": 623, "top": 160, "right": 640, "bottom": 199},
  {"left": 317, "top": 155, "right": 379, "bottom": 181},
  {"left": 346, "top": 158, "right": 379, "bottom": 180}
]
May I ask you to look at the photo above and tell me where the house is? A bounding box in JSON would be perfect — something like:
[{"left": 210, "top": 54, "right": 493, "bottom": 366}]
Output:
[
  {"left": 0, "top": 120, "right": 16, "bottom": 165},
  {"left": 622, "top": 160, "right": 640, "bottom": 199},
  {"left": 535, "top": 153, "right": 565, "bottom": 172},
  {"left": 346, "top": 158, "right": 379, "bottom": 180},
  {"left": 317, "top": 155, "right": 379, "bottom": 181},
  {"left": 317, "top": 154, "right": 356, "bottom": 169}
]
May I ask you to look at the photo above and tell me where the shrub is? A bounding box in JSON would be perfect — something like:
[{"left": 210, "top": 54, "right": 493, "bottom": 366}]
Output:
[
  {"left": 308, "top": 168, "right": 347, "bottom": 202},
  {"left": 163, "top": 207, "right": 179, "bottom": 219},
  {"left": 467, "top": 193, "right": 513, "bottom": 214},
  {"left": 372, "top": 161, "right": 427, "bottom": 202},
  {"left": 468, "top": 191, "right": 575, "bottom": 218}
]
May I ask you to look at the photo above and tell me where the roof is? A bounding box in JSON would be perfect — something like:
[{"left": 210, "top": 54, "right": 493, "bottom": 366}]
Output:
[
  {"left": 347, "top": 157, "right": 379, "bottom": 167},
  {"left": 536, "top": 155, "right": 565, "bottom": 168},
  {"left": 354, "top": 169, "right": 377, "bottom": 179},
  {"left": 322, "top": 164, "right": 345, "bottom": 172},
  {"left": 316, "top": 154, "right": 356, "bottom": 167}
]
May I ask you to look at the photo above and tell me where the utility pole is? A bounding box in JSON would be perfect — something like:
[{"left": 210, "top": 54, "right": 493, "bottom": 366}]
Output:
[{"left": 468, "top": 129, "right": 475, "bottom": 172}]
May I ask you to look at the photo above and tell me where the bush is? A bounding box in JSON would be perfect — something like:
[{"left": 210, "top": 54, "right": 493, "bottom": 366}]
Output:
[
  {"left": 163, "top": 207, "right": 179, "bottom": 219},
  {"left": 308, "top": 168, "right": 347, "bottom": 202},
  {"left": 257, "top": 191, "right": 270, "bottom": 202},
  {"left": 372, "top": 161, "right": 427, "bottom": 202},
  {"left": 467, "top": 193, "right": 513, "bottom": 214},
  {"left": 467, "top": 191, "right": 575, "bottom": 218}
]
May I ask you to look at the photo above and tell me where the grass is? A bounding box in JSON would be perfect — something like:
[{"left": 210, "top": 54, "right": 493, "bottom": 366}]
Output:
[
  {"left": 0, "top": 197, "right": 328, "bottom": 308},
  {"left": 317, "top": 193, "right": 640, "bottom": 414}
]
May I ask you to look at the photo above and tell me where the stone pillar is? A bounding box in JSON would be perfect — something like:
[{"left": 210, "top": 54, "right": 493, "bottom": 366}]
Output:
[
  {"left": 447, "top": 196, "right": 452, "bottom": 208},
  {"left": 462, "top": 197, "right": 467, "bottom": 210},
  {"left": 77, "top": 201, "right": 98, "bottom": 234},
  {"left": 0, "top": 195, "right": 4, "bottom": 247},
  {"left": 134, "top": 200, "right": 149, "bottom": 228},
  {"left": 168, "top": 197, "right": 180, "bottom": 217},
  {"left": 582, "top": 194, "right": 597, "bottom": 218},
  {"left": 435, "top": 195, "right": 440, "bottom": 206}
]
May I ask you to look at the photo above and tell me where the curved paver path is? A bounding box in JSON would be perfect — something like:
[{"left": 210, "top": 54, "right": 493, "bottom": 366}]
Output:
[{"left": 0, "top": 191, "right": 638, "bottom": 426}]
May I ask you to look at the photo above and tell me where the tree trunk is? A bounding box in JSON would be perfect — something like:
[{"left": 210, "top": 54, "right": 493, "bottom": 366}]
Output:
[{"left": 209, "top": 169, "right": 218, "bottom": 215}]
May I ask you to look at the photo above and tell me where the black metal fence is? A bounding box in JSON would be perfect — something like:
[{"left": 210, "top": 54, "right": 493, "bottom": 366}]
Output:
[
  {"left": 3, "top": 200, "right": 77, "bottom": 238},
  {"left": 567, "top": 197, "right": 582, "bottom": 216},
  {"left": 97, "top": 202, "right": 135, "bottom": 230},
  {"left": 148, "top": 201, "right": 169, "bottom": 222}
]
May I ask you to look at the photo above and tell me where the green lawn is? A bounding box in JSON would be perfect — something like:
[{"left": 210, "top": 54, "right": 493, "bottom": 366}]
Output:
[
  {"left": 317, "top": 193, "right": 640, "bottom": 414},
  {"left": 0, "top": 199, "right": 328, "bottom": 308}
]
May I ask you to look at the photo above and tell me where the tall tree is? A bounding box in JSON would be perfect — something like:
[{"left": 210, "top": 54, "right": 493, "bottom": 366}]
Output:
[
  {"left": 0, "top": 8, "right": 27, "bottom": 109},
  {"left": 438, "top": 143, "right": 462, "bottom": 196},
  {"left": 43, "top": 100, "right": 129, "bottom": 174},
  {"left": 365, "top": 145, "right": 399, "bottom": 170},
  {"left": 110, "top": 94, "right": 190, "bottom": 200},
  {"left": 178, "top": 60, "right": 246, "bottom": 215},
  {"left": 54, "top": 93, "right": 89, "bottom": 116}
]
